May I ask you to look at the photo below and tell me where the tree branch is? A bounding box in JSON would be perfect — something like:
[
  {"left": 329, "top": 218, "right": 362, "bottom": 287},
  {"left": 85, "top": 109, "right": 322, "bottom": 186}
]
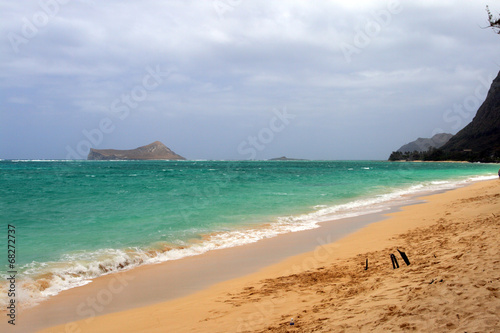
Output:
[{"left": 487, "top": 5, "right": 500, "bottom": 34}]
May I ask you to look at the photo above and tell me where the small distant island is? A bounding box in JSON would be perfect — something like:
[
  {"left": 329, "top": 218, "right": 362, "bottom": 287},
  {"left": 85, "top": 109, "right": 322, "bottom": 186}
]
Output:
[
  {"left": 87, "top": 141, "right": 186, "bottom": 160},
  {"left": 268, "top": 156, "right": 307, "bottom": 161}
]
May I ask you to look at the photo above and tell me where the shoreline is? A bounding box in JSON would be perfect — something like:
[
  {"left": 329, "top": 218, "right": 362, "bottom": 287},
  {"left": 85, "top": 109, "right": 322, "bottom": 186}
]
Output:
[
  {"left": 5, "top": 200, "right": 412, "bottom": 332},
  {"left": 6, "top": 171, "right": 494, "bottom": 313},
  {"left": 1, "top": 178, "right": 497, "bottom": 332}
]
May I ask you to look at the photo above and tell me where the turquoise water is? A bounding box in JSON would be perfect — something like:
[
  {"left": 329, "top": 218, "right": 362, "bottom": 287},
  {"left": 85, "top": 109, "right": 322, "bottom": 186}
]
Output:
[{"left": 0, "top": 160, "right": 498, "bottom": 307}]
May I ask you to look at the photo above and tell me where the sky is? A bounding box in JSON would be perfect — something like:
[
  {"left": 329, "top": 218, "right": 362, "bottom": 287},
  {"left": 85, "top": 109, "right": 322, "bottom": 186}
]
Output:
[{"left": 0, "top": 0, "right": 499, "bottom": 160}]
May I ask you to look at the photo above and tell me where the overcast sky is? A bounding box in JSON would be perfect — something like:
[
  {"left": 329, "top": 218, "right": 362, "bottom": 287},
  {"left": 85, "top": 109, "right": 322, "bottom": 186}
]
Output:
[{"left": 1, "top": 0, "right": 499, "bottom": 160}]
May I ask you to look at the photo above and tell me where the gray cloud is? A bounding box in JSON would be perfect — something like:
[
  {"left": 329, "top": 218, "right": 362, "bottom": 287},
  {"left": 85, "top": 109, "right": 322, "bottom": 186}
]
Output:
[{"left": 0, "top": 0, "right": 498, "bottom": 160}]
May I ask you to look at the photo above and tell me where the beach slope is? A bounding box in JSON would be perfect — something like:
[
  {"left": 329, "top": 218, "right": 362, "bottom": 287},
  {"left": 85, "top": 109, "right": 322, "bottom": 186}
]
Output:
[{"left": 40, "top": 179, "right": 500, "bottom": 332}]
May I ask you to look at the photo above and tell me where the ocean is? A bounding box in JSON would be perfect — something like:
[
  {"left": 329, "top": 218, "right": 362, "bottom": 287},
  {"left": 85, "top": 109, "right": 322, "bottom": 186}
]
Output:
[{"left": 0, "top": 160, "right": 498, "bottom": 308}]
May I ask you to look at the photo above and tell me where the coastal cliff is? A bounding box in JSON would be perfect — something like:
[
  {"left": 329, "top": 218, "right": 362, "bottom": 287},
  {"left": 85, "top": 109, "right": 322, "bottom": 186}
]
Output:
[
  {"left": 87, "top": 141, "right": 186, "bottom": 160},
  {"left": 439, "top": 70, "right": 500, "bottom": 158},
  {"left": 389, "top": 70, "right": 500, "bottom": 162}
]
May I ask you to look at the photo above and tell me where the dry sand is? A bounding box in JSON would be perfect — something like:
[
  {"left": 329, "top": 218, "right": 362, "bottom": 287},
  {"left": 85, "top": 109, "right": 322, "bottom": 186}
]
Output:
[{"left": 33, "top": 179, "right": 500, "bottom": 332}]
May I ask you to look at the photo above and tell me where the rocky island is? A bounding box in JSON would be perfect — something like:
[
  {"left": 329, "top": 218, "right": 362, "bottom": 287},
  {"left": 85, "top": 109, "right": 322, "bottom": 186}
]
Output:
[
  {"left": 87, "top": 141, "right": 186, "bottom": 160},
  {"left": 269, "top": 156, "right": 307, "bottom": 161}
]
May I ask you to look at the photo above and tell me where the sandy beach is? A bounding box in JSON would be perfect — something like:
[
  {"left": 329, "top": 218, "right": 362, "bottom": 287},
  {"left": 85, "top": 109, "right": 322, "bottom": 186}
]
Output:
[
  {"left": 3, "top": 1, "right": 499, "bottom": 331},
  {"left": 5, "top": 179, "right": 499, "bottom": 332}
]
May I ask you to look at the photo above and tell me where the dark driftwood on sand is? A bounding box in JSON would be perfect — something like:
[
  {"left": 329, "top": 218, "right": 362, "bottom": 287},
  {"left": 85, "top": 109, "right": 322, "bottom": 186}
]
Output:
[
  {"left": 397, "top": 249, "right": 410, "bottom": 266},
  {"left": 390, "top": 254, "right": 399, "bottom": 269}
]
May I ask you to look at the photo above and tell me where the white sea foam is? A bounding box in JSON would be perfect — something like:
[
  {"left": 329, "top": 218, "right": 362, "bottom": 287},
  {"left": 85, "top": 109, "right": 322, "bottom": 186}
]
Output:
[
  {"left": 463, "top": 174, "right": 497, "bottom": 182},
  {"left": 1, "top": 173, "right": 496, "bottom": 309}
]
